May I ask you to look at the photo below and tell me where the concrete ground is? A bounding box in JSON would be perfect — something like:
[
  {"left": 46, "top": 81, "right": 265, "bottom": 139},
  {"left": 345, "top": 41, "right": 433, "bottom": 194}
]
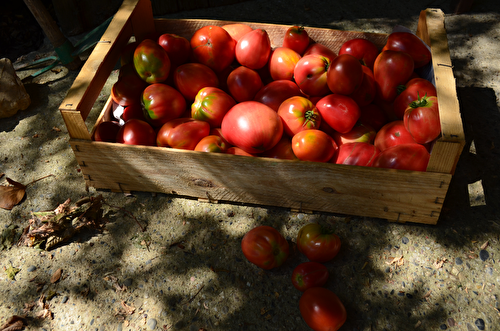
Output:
[{"left": 1, "top": 0, "right": 500, "bottom": 330}]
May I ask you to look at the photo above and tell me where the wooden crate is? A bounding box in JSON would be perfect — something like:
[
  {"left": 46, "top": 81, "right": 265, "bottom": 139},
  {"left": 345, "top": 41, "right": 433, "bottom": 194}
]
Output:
[{"left": 59, "top": 0, "right": 465, "bottom": 225}]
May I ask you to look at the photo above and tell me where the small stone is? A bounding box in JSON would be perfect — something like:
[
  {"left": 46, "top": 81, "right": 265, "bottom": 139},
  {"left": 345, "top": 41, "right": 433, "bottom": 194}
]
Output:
[
  {"left": 123, "top": 278, "right": 133, "bottom": 287},
  {"left": 147, "top": 318, "right": 157, "bottom": 330},
  {"left": 479, "top": 250, "right": 490, "bottom": 261},
  {"left": 402, "top": 237, "right": 409, "bottom": 244},
  {"left": 406, "top": 293, "right": 413, "bottom": 299},
  {"left": 27, "top": 266, "right": 36, "bottom": 272},
  {"left": 448, "top": 318, "right": 456, "bottom": 327},
  {"left": 62, "top": 296, "right": 69, "bottom": 303},
  {"left": 440, "top": 324, "right": 448, "bottom": 330},
  {"left": 455, "top": 257, "right": 463, "bottom": 265},
  {"left": 474, "top": 318, "right": 485, "bottom": 330}
]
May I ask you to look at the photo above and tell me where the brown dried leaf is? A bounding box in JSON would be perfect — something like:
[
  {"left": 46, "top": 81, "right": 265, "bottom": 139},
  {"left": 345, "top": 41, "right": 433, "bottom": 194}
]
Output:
[
  {"left": 121, "top": 301, "right": 135, "bottom": 315},
  {"left": 0, "top": 315, "right": 27, "bottom": 331},
  {"left": 50, "top": 268, "right": 62, "bottom": 283},
  {"left": 0, "top": 178, "right": 26, "bottom": 210},
  {"left": 433, "top": 258, "right": 447, "bottom": 269},
  {"left": 52, "top": 126, "right": 61, "bottom": 132},
  {"left": 481, "top": 241, "right": 489, "bottom": 249},
  {"left": 36, "top": 308, "right": 53, "bottom": 320}
]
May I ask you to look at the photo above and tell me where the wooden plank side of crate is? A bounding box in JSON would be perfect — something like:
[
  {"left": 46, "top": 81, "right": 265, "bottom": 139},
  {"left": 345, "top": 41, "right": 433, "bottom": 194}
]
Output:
[{"left": 71, "top": 139, "right": 450, "bottom": 224}]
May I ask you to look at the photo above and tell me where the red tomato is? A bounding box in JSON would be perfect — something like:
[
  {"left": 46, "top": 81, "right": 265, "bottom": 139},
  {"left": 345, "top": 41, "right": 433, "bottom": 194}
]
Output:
[
  {"left": 349, "top": 65, "right": 376, "bottom": 107},
  {"left": 235, "top": 29, "right": 271, "bottom": 70},
  {"left": 331, "top": 123, "right": 376, "bottom": 147},
  {"left": 222, "top": 23, "right": 253, "bottom": 45},
  {"left": 156, "top": 118, "right": 210, "bottom": 150},
  {"left": 404, "top": 95, "right": 441, "bottom": 144},
  {"left": 278, "top": 96, "right": 321, "bottom": 137},
  {"left": 260, "top": 135, "right": 297, "bottom": 160},
  {"left": 116, "top": 119, "right": 156, "bottom": 146},
  {"left": 268, "top": 47, "right": 301, "bottom": 81},
  {"left": 226, "top": 147, "right": 254, "bottom": 156},
  {"left": 291, "top": 262, "right": 329, "bottom": 292},
  {"left": 303, "top": 43, "right": 337, "bottom": 63},
  {"left": 253, "top": 80, "right": 303, "bottom": 112},
  {"left": 190, "top": 25, "right": 235, "bottom": 72},
  {"left": 293, "top": 54, "right": 331, "bottom": 97},
  {"left": 210, "top": 127, "right": 231, "bottom": 147},
  {"left": 358, "top": 103, "right": 389, "bottom": 132},
  {"left": 383, "top": 32, "right": 431, "bottom": 68},
  {"left": 157, "top": 33, "right": 191, "bottom": 68},
  {"left": 227, "top": 66, "right": 263, "bottom": 102},
  {"left": 133, "top": 39, "right": 171, "bottom": 84},
  {"left": 374, "top": 120, "right": 416, "bottom": 151},
  {"left": 292, "top": 129, "right": 337, "bottom": 163},
  {"left": 373, "top": 50, "right": 414, "bottom": 102},
  {"left": 194, "top": 135, "right": 228, "bottom": 153},
  {"left": 221, "top": 101, "right": 283, "bottom": 154},
  {"left": 111, "top": 63, "right": 148, "bottom": 107},
  {"left": 241, "top": 225, "right": 289, "bottom": 270},
  {"left": 327, "top": 54, "right": 363, "bottom": 95},
  {"left": 338, "top": 38, "right": 380, "bottom": 70},
  {"left": 372, "top": 143, "right": 430, "bottom": 171},
  {"left": 174, "top": 63, "right": 219, "bottom": 101},
  {"left": 282, "top": 26, "right": 310, "bottom": 55},
  {"left": 296, "top": 223, "right": 341, "bottom": 262},
  {"left": 299, "top": 287, "right": 347, "bottom": 331},
  {"left": 142, "top": 83, "right": 186, "bottom": 127},
  {"left": 121, "top": 102, "right": 146, "bottom": 122},
  {"left": 393, "top": 78, "right": 437, "bottom": 119},
  {"left": 316, "top": 94, "right": 360, "bottom": 133},
  {"left": 332, "top": 142, "right": 380, "bottom": 167},
  {"left": 93, "top": 121, "right": 121, "bottom": 143},
  {"left": 191, "top": 87, "right": 236, "bottom": 128}
]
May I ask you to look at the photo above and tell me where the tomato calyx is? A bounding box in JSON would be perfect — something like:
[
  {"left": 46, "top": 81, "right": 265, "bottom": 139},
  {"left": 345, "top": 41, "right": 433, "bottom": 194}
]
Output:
[
  {"left": 396, "top": 84, "right": 406, "bottom": 95},
  {"left": 303, "top": 110, "right": 320, "bottom": 125},
  {"left": 409, "top": 93, "right": 431, "bottom": 109}
]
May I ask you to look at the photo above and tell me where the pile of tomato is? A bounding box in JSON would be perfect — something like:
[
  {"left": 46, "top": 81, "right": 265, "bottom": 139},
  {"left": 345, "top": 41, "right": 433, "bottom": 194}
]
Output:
[{"left": 94, "top": 23, "right": 438, "bottom": 171}]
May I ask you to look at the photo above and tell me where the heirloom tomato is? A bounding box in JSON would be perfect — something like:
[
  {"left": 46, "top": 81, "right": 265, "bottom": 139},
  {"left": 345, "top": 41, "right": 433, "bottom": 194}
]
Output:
[
  {"left": 332, "top": 142, "right": 380, "bottom": 167},
  {"left": 111, "top": 63, "right": 148, "bottom": 107},
  {"left": 304, "top": 43, "right": 337, "bottom": 63},
  {"left": 358, "top": 103, "right": 389, "bottom": 131},
  {"left": 209, "top": 127, "right": 231, "bottom": 147},
  {"left": 293, "top": 54, "right": 331, "bottom": 97},
  {"left": 261, "top": 136, "right": 297, "bottom": 160},
  {"left": 316, "top": 94, "right": 360, "bottom": 133},
  {"left": 241, "top": 225, "right": 289, "bottom": 270},
  {"left": 221, "top": 101, "right": 283, "bottom": 154},
  {"left": 174, "top": 63, "right": 219, "bottom": 101},
  {"left": 191, "top": 87, "right": 236, "bottom": 128},
  {"left": 157, "top": 33, "right": 191, "bottom": 67},
  {"left": 383, "top": 31, "right": 431, "bottom": 68},
  {"left": 142, "top": 83, "right": 186, "bottom": 127},
  {"left": 235, "top": 29, "right": 271, "bottom": 70},
  {"left": 93, "top": 121, "right": 121, "bottom": 143},
  {"left": 349, "top": 65, "right": 376, "bottom": 107},
  {"left": 194, "top": 135, "right": 228, "bottom": 153},
  {"left": 222, "top": 23, "right": 253, "bottom": 45},
  {"left": 253, "top": 80, "right": 303, "bottom": 112},
  {"left": 372, "top": 143, "right": 430, "bottom": 171},
  {"left": 291, "top": 129, "right": 337, "bottom": 163},
  {"left": 338, "top": 38, "right": 379, "bottom": 70},
  {"left": 373, "top": 50, "right": 414, "bottom": 102},
  {"left": 278, "top": 96, "right": 321, "bottom": 137},
  {"left": 403, "top": 95, "right": 441, "bottom": 144},
  {"left": 156, "top": 118, "right": 210, "bottom": 150},
  {"left": 393, "top": 78, "right": 437, "bottom": 119},
  {"left": 374, "top": 120, "right": 416, "bottom": 151},
  {"left": 116, "top": 119, "right": 156, "bottom": 146},
  {"left": 296, "top": 223, "right": 341, "bottom": 262},
  {"left": 121, "top": 102, "right": 146, "bottom": 123},
  {"left": 227, "top": 66, "right": 263, "bottom": 102},
  {"left": 299, "top": 287, "right": 347, "bottom": 331},
  {"left": 331, "top": 123, "right": 376, "bottom": 147},
  {"left": 282, "top": 26, "right": 310, "bottom": 55},
  {"left": 190, "top": 25, "right": 235, "bottom": 72},
  {"left": 133, "top": 39, "right": 171, "bottom": 84},
  {"left": 327, "top": 53, "right": 363, "bottom": 96},
  {"left": 268, "top": 47, "right": 301, "bottom": 81},
  {"left": 291, "top": 262, "right": 329, "bottom": 292},
  {"left": 226, "top": 147, "right": 254, "bottom": 156}
]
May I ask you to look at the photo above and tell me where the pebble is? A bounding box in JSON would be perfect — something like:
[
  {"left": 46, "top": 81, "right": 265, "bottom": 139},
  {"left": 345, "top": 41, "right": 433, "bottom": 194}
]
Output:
[
  {"left": 401, "top": 236, "right": 409, "bottom": 244},
  {"left": 448, "top": 318, "right": 456, "bottom": 327},
  {"left": 62, "top": 295, "right": 69, "bottom": 303},
  {"left": 123, "top": 278, "right": 133, "bottom": 287},
  {"left": 455, "top": 257, "right": 463, "bottom": 265},
  {"left": 440, "top": 324, "right": 447, "bottom": 330},
  {"left": 27, "top": 266, "right": 36, "bottom": 272},
  {"left": 475, "top": 318, "right": 485, "bottom": 330},
  {"left": 147, "top": 318, "right": 157, "bottom": 330},
  {"left": 479, "top": 250, "right": 489, "bottom": 261}
]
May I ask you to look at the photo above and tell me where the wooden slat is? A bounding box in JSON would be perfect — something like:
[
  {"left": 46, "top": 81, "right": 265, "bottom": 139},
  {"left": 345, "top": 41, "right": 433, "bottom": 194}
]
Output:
[{"left": 426, "top": 140, "right": 463, "bottom": 174}]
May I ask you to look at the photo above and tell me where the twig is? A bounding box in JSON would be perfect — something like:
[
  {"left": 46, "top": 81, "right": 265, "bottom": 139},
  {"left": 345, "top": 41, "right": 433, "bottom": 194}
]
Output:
[
  {"left": 26, "top": 174, "right": 55, "bottom": 187},
  {"left": 185, "top": 285, "right": 205, "bottom": 305}
]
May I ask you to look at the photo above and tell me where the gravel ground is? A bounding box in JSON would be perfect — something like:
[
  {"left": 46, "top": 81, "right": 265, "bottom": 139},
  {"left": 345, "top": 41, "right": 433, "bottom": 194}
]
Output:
[{"left": 1, "top": 1, "right": 500, "bottom": 330}]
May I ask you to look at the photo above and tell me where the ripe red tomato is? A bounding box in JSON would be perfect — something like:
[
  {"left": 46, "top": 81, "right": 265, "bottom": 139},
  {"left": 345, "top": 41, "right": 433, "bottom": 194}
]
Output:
[
  {"left": 349, "top": 65, "right": 376, "bottom": 107},
  {"left": 194, "top": 135, "right": 228, "bottom": 153},
  {"left": 141, "top": 83, "right": 186, "bottom": 128},
  {"left": 338, "top": 38, "right": 380, "bottom": 70},
  {"left": 174, "top": 63, "right": 219, "bottom": 101},
  {"left": 191, "top": 87, "right": 236, "bottom": 128},
  {"left": 111, "top": 63, "right": 148, "bottom": 107},
  {"left": 293, "top": 54, "right": 331, "bottom": 97},
  {"left": 383, "top": 32, "right": 431, "bottom": 68},
  {"left": 190, "top": 25, "right": 235, "bottom": 72},
  {"left": 260, "top": 135, "right": 297, "bottom": 160},
  {"left": 268, "top": 47, "right": 301, "bottom": 81},
  {"left": 303, "top": 43, "right": 337, "bottom": 63},
  {"left": 291, "top": 262, "right": 329, "bottom": 292},
  {"left": 253, "top": 80, "right": 303, "bottom": 112},
  {"left": 404, "top": 95, "right": 441, "bottom": 144},
  {"left": 299, "top": 287, "right": 347, "bottom": 331},
  {"left": 282, "top": 26, "right": 310, "bottom": 55},
  {"left": 316, "top": 94, "right": 360, "bottom": 133},
  {"left": 226, "top": 147, "right": 254, "bottom": 156},
  {"left": 372, "top": 143, "right": 430, "bottom": 171},
  {"left": 296, "top": 223, "right": 341, "bottom": 262},
  {"left": 332, "top": 142, "right": 380, "bottom": 167},
  {"left": 209, "top": 127, "right": 231, "bottom": 147},
  {"left": 235, "top": 29, "right": 271, "bottom": 70},
  {"left": 358, "top": 103, "right": 389, "bottom": 131},
  {"left": 241, "top": 225, "right": 289, "bottom": 270},
  {"left": 93, "top": 121, "right": 121, "bottom": 143},
  {"left": 156, "top": 118, "right": 210, "bottom": 150},
  {"left": 393, "top": 78, "right": 437, "bottom": 119},
  {"left": 116, "top": 119, "right": 157, "bottom": 146},
  {"left": 133, "top": 39, "right": 171, "bottom": 84},
  {"left": 222, "top": 23, "right": 253, "bottom": 45},
  {"left": 157, "top": 33, "right": 191, "bottom": 68},
  {"left": 327, "top": 54, "right": 363, "bottom": 95},
  {"left": 118, "top": 102, "right": 146, "bottom": 123},
  {"left": 374, "top": 120, "right": 416, "bottom": 151},
  {"left": 373, "top": 50, "right": 414, "bottom": 102},
  {"left": 221, "top": 101, "right": 283, "bottom": 154},
  {"left": 227, "top": 66, "right": 263, "bottom": 102},
  {"left": 331, "top": 123, "right": 376, "bottom": 147},
  {"left": 291, "top": 129, "right": 337, "bottom": 163},
  {"left": 278, "top": 96, "right": 321, "bottom": 137}
]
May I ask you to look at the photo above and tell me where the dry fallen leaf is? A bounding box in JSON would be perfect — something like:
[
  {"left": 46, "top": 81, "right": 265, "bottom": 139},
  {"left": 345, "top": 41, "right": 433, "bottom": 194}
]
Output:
[
  {"left": 0, "top": 315, "right": 27, "bottom": 331},
  {"left": 433, "top": 258, "right": 447, "bottom": 269},
  {"left": 5, "top": 265, "right": 21, "bottom": 280},
  {"left": 481, "top": 241, "right": 489, "bottom": 249},
  {"left": 0, "top": 178, "right": 26, "bottom": 210},
  {"left": 50, "top": 268, "right": 62, "bottom": 283},
  {"left": 121, "top": 301, "right": 135, "bottom": 315}
]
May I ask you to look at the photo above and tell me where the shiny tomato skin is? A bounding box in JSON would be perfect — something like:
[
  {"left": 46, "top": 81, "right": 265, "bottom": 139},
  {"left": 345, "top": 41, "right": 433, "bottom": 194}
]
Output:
[
  {"left": 235, "top": 29, "right": 271, "bottom": 70},
  {"left": 282, "top": 26, "right": 310, "bottom": 55},
  {"left": 327, "top": 54, "right": 363, "bottom": 95},
  {"left": 93, "top": 121, "right": 121, "bottom": 143},
  {"left": 374, "top": 120, "right": 416, "bottom": 151},
  {"left": 142, "top": 83, "right": 186, "bottom": 128},
  {"left": 133, "top": 39, "right": 171, "bottom": 84},
  {"left": 296, "top": 223, "right": 341, "bottom": 263},
  {"left": 190, "top": 25, "right": 235, "bottom": 72},
  {"left": 191, "top": 87, "right": 236, "bottom": 128},
  {"left": 227, "top": 66, "right": 263, "bottom": 102},
  {"left": 194, "top": 135, "right": 228, "bottom": 153},
  {"left": 349, "top": 65, "right": 376, "bottom": 107},
  {"left": 374, "top": 50, "right": 414, "bottom": 102},
  {"left": 157, "top": 33, "right": 191, "bottom": 68},
  {"left": 254, "top": 80, "right": 303, "bottom": 112},
  {"left": 303, "top": 43, "right": 337, "bottom": 63},
  {"left": 358, "top": 103, "right": 389, "bottom": 132},
  {"left": 111, "top": 63, "right": 148, "bottom": 107},
  {"left": 269, "top": 47, "right": 301, "bottom": 81},
  {"left": 316, "top": 94, "right": 360, "bottom": 134},
  {"left": 332, "top": 142, "right": 380, "bottom": 167},
  {"left": 331, "top": 123, "right": 376, "bottom": 147},
  {"left": 278, "top": 96, "right": 321, "bottom": 137},
  {"left": 292, "top": 129, "right": 337, "bottom": 163},
  {"left": 372, "top": 143, "right": 430, "bottom": 171},
  {"left": 116, "top": 119, "right": 157, "bottom": 146},
  {"left": 403, "top": 95, "right": 441, "bottom": 144},
  {"left": 121, "top": 102, "right": 146, "bottom": 122},
  {"left": 226, "top": 147, "right": 254, "bottom": 156},
  {"left": 209, "top": 127, "right": 232, "bottom": 147},
  {"left": 156, "top": 118, "right": 210, "bottom": 150},
  {"left": 221, "top": 101, "right": 283, "bottom": 154},
  {"left": 393, "top": 78, "right": 437, "bottom": 119},
  {"left": 260, "top": 135, "right": 297, "bottom": 160},
  {"left": 222, "top": 23, "right": 253, "bottom": 45},
  {"left": 383, "top": 32, "right": 431, "bottom": 68},
  {"left": 294, "top": 54, "right": 331, "bottom": 97},
  {"left": 299, "top": 287, "right": 347, "bottom": 331},
  {"left": 174, "top": 63, "right": 219, "bottom": 101},
  {"left": 291, "top": 262, "right": 329, "bottom": 292},
  {"left": 241, "top": 225, "right": 289, "bottom": 270},
  {"left": 338, "top": 38, "right": 380, "bottom": 70}
]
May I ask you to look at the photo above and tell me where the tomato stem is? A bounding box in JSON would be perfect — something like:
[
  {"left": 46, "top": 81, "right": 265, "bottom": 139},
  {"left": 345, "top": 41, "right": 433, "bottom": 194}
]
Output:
[{"left": 409, "top": 92, "right": 430, "bottom": 109}]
